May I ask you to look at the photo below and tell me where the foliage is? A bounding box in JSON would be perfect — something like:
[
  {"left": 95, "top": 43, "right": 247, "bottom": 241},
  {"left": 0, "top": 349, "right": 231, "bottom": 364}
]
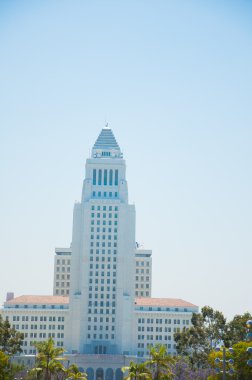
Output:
[
  {"left": 208, "top": 342, "right": 252, "bottom": 380},
  {"left": 32, "top": 338, "right": 65, "bottom": 380},
  {"left": 65, "top": 364, "right": 87, "bottom": 380},
  {"left": 0, "top": 316, "right": 24, "bottom": 355},
  {"left": 122, "top": 361, "right": 152, "bottom": 380},
  {"left": 225, "top": 312, "right": 252, "bottom": 347},
  {"left": 174, "top": 307, "right": 252, "bottom": 368},
  {"left": 0, "top": 350, "right": 23, "bottom": 380},
  {"left": 171, "top": 357, "right": 214, "bottom": 380},
  {"left": 146, "top": 344, "right": 175, "bottom": 380}
]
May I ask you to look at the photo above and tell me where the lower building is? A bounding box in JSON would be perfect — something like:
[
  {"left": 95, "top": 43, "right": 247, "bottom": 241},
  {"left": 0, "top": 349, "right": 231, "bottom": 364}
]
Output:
[{"left": 1, "top": 294, "right": 197, "bottom": 363}]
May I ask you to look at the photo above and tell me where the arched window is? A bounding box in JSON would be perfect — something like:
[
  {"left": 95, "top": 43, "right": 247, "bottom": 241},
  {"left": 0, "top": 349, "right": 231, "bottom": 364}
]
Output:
[
  {"left": 105, "top": 368, "right": 113, "bottom": 380},
  {"left": 93, "top": 169, "right": 96, "bottom": 185},
  {"left": 96, "top": 368, "right": 104, "bottom": 380},
  {"left": 104, "top": 170, "right": 107, "bottom": 186},
  {"left": 115, "top": 369, "right": 123, "bottom": 380},
  {"left": 115, "top": 170, "right": 118, "bottom": 186},
  {"left": 86, "top": 368, "right": 94, "bottom": 380},
  {"left": 98, "top": 170, "right": 102, "bottom": 185},
  {"left": 109, "top": 170, "right": 113, "bottom": 186}
]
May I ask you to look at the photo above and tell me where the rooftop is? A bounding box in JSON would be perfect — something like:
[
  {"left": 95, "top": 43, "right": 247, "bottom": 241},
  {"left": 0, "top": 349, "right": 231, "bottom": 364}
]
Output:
[
  {"left": 135, "top": 297, "right": 197, "bottom": 308},
  {"left": 5, "top": 295, "right": 69, "bottom": 305}
]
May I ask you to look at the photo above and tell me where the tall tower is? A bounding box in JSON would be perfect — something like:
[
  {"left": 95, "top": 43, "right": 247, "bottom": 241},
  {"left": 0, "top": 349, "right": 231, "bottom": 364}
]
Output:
[{"left": 66, "top": 127, "right": 136, "bottom": 355}]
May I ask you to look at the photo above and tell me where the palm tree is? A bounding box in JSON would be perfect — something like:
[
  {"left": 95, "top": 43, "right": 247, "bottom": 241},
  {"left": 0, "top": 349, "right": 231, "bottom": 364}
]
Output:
[
  {"left": 32, "top": 338, "right": 65, "bottom": 380},
  {"left": 65, "top": 364, "right": 87, "bottom": 380},
  {"left": 122, "top": 361, "right": 152, "bottom": 380},
  {"left": 146, "top": 344, "right": 174, "bottom": 380}
]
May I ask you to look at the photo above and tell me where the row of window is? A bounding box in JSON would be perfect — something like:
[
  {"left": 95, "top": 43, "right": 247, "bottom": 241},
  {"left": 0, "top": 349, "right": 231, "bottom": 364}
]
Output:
[
  {"left": 87, "top": 316, "right": 115, "bottom": 323},
  {"left": 55, "top": 282, "right": 70, "bottom": 287},
  {"left": 90, "top": 242, "right": 117, "bottom": 248},
  {"left": 89, "top": 279, "right": 117, "bottom": 285},
  {"left": 91, "top": 220, "right": 117, "bottom": 226},
  {"left": 93, "top": 169, "right": 119, "bottom": 186},
  {"left": 56, "top": 259, "right": 71, "bottom": 265},
  {"left": 88, "top": 301, "right": 116, "bottom": 307},
  {"left": 136, "top": 291, "right": 150, "bottom": 296},
  {"left": 13, "top": 304, "right": 65, "bottom": 309},
  {"left": 136, "top": 268, "right": 150, "bottom": 273},
  {"left": 91, "top": 227, "right": 117, "bottom": 233},
  {"left": 12, "top": 316, "right": 65, "bottom": 322},
  {"left": 88, "top": 308, "right": 116, "bottom": 315},
  {"left": 92, "top": 191, "right": 118, "bottom": 198},
  {"left": 28, "top": 332, "right": 64, "bottom": 338},
  {"left": 89, "top": 293, "right": 116, "bottom": 301},
  {"left": 91, "top": 205, "right": 118, "bottom": 211},
  {"left": 87, "top": 325, "right": 115, "bottom": 331},
  {"left": 136, "top": 261, "right": 150, "bottom": 267},
  {"left": 138, "top": 335, "right": 178, "bottom": 342},
  {"left": 55, "top": 274, "right": 70, "bottom": 280},
  {"left": 90, "top": 235, "right": 117, "bottom": 240},
  {"left": 90, "top": 264, "right": 116, "bottom": 269},
  {"left": 90, "top": 256, "right": 116, "bottom": 262},
  {"left": 135, "top": 284, "right": 150, "bottom": 289},
  {"left": 138, "top": 318, "right": 189, "bottom": 324},
  {"left": 55, "top": 289, "right": 69, "bottom": 295},
  {"left": 56, "top": 266, "right": 70, "bottom": 272},
  {"left": 89, "top": 286, "right": 116, "bottom": 292},
  {"left": 138, "top": 327, "right": 179, "bottom": 333},
  {"left": 136, "top": 276, "right": 150, "bottom": 281},
  {"left": 87, "top": 333, "right": 115, "bottom": 340},
  {"left": 90, "top": 249, "right": 117, "bottom": 255},
  {"left": 138, "top": 306, "right": 188, "bottom": 312},
  {"left": 91, "top": 213, "right": 118, "bottom": 219},
  {"left": 89, "top": 271, "right": 116, "bottom": 277},
  {"left": 13, "top": 324, "right": 64, "bottom": 330}
]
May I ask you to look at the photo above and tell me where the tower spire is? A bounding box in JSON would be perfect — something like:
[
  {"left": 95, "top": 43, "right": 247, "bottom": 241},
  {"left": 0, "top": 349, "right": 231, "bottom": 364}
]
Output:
[{"left": 92, "top": 127, "right": 122, "bottom": 158}]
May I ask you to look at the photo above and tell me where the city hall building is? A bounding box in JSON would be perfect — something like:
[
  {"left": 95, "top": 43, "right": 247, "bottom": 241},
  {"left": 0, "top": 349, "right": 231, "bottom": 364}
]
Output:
[{"left": 1, "top": 127, "right": 198, "bottom": 378}]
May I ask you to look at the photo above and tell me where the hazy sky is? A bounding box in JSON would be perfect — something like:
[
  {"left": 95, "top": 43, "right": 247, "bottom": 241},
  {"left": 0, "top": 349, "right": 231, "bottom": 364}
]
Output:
[{"left": 0, "top": 0, "right": 251, "bottom": 320}]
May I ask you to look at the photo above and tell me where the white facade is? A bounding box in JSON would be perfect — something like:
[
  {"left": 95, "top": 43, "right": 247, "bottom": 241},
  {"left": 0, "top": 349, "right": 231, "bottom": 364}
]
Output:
[
  {"left": 0, "top": 295, "right": 68, "bottom": 355},
  {"left": 53, "top": 247, "right": 72, "bottom": 296},
  {"left": 53, "top": 246, "right": 152, "bottom": 300},
  {"left": 135, "top": 248, "right": 152, "bottom": 297},
  {"left": 66, "top": 128, "right": 136, "bottom": 356},
  {"left": 134, "top": 298, "right": 198, "bottom": 357}
]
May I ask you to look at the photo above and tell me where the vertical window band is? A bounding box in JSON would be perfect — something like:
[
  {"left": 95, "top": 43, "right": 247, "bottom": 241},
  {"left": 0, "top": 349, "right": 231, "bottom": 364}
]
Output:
[
  {"left": 115, "top": 170, "right": 118, "bottom": 186},
  {"left": 104, "top": 170, "right": 107, "bottom": 186},
  {"left": 93, "top": 169, "right": 96, "bottom": 185},
  {"left": 109, "top": 170, "right": 113, "bottom": 186},
  {"left": 98, "top": 169, "right": 102, "bottom": 185}
]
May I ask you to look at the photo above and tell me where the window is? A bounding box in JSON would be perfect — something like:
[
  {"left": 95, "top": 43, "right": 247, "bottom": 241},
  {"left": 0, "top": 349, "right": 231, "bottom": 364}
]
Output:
[
  {"left": 93, "top": 169, "right": 96, "bottom": 185},
  {"left": 98, "top": 170, "right": 102, "bottom": 185},
  {"left": 115, "top": 170, "right": 118, "bottom": 185},
  {"left": 109, "top": 170, "right": 113, "bottom": 185},
  {"left": 104, "top": 169, "right": 107, "bottom": 185}
]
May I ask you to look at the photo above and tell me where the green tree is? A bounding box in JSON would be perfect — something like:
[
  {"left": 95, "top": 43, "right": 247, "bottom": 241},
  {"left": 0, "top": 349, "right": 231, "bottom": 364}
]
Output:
[
  {"left": 122, "top": 361, "right": 152, "bottom": 380},
  {"left": 65, "top": 364, "right": 87, "bottom": 380},
  {"left": 0, "top": 351, "right": 23, "bottom": 380},
  {"left": 146, "top": 344, "right": 174, "bottom": 380},
  {"left": 174, "top": 306, "right": 228, "bottom": 368},
  {"left": 32, "top": 338, "right": 65, "bottom": 380},
  {"left": 208, "top": 341, "right": 252, "bottom": 380},
  {"left": 0, "top": 316, "right": 24, "bottom": 355},
  {"left": 225, "top": 313, "right": 252, "bottom": 347}
]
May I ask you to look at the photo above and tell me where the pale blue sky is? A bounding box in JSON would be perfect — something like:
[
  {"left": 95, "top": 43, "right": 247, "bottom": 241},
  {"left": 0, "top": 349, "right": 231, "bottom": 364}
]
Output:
[{"left": 0, "top": 0, "right": 251, "bottom": 319}]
